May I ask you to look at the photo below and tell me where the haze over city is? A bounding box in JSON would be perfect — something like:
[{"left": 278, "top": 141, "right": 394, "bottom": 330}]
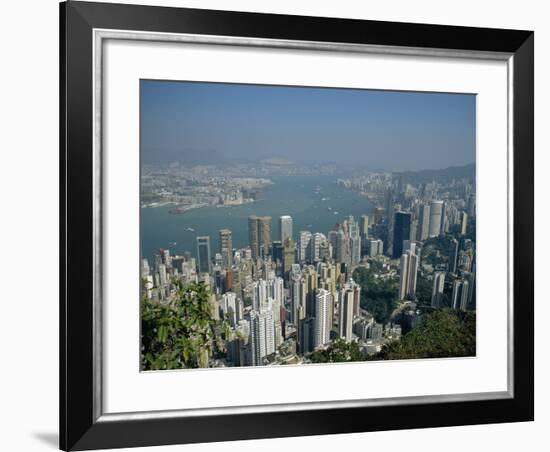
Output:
[{"left": 141, "top": 80, "right": 475, "bottom": 171}]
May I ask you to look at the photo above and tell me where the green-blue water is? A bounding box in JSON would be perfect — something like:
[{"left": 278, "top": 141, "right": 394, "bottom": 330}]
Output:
[{"left": 141, "top": 175, "right": 374, "bottom": 262}]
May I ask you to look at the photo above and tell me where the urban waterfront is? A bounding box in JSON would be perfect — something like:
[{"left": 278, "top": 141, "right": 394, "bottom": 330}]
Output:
[
  {"left": 140, "top": 79, "right": 476, "bottom": 371},
  {"left": 141, "top": 175, "right": 375, "bottom": 263}
]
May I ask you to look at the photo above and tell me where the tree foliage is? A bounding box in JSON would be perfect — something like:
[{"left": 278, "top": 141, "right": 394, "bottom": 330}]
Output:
[
  {"left": 308, "top": 338, "right": 368, "bottom": 363},
  {"left": 375, "top": 309, "right": 476, "bottom": 360},
  {"left": 141, "top": 281, "right": 223, "bottom": 370},
  {"left": 415, "top": 273, "right": 433, "bottom": 306},
  {"left": 352, "top": 266, "right": 398, "bottom": 324}
]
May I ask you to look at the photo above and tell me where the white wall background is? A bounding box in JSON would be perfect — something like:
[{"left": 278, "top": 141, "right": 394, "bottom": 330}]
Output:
[{"left": 0, "top": 1, "right": 544, "bottom": 451}]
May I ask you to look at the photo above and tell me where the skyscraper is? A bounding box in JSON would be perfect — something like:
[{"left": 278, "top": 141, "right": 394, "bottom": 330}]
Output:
[
  {"left": 248, "top": 216, "right": 259, "bottom": 261},
  {"left": 467, "top": 193, "right": 476, "bottom": 217},
  {"left": 253, "top": 279, "right": 268, "bottom": 311},
  {"left": 428, "top": 200, "right": 444, "bottom": 237},
  {"left": 222, "top": 292, "right": 243, "bottom": 327},
  {"left": 196, "top": 236, "right": 211, "bottom": 274},
  {"left": 219, "top": 229, "right": 233, "bottom": 268},
  {"left": 269, "top": 277, "right": 284, "bottom": 307},
  {"left": 297, "top": 316, "right": 314, "bottom": 354},
  {"left": 289, "top": 271, "right": 306, "bottom": 324},
  {"left": 440, "top": 201, "right": 448, "bottom": 235},
  {"left": 417, "top": 203, "right": 431, "bottom": 241},
  {"left": 368, "top": 239, "right": 383, "bottom": 257},
  {"left": 246, "top": 306, "right": 276, "bottom": 366},
  {"left": 398, "top": 243, "right": 419, "bottom": 301},
  {"left": 348, "top": 217, "right": 362, "bottom": 265},
  {"left": 339, "top": 287, "right": 355, "bottom": 342},
  {"left": 451, "top": 279, "right": 470, "bottom": 311},
  {"left": 449, "top": 238, "right": 459, "bottom": 274},
  {"left": 298, "top": 231, "right": 312, "bottom": 262},
  {"left": 248, "top": 215, "right": 272, "bottom": 260},
  {"left": 374, "top": 207, "right": 385, "bottom": 224},
  {"left": 258, "top": 216, "right": 272, "bottom": 259},
  {"left": 360, "top": 215, "right": 369, "bottom": 239},
  {"left": 329, "top": 229, "right": 345, "bottom": 263},
  {"left": 271, "top": 240, "right": 283, "bottom": 264},
  {"left": 460, "top": 211, "right": 468, "bottom": 235},
  {"left": 342, "top": 278, "right": 361, "bottom": 316},
  {"left": 279, "top": 215, "right": 293, "bottom": 244},
  {"left": 431, "top": 271, "right": 446, "bottom": 308},
  {"left": 392, "top": 211, "right": 412, "bottom": 259},
  {"left": 303, "top": 266, "right": 318, "bottom": 317},
  {"left": 463, "top": 271, "right": 476, "bottom": 310},
  {"left": 282, "top": 237, "right": 295, "bottom": 280},
  {"left": 313, "top": 289, "right": 331, "bottom": 349}
]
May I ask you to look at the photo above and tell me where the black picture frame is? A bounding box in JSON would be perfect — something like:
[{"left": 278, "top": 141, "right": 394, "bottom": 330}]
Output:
[{"left": 60, "top": 1, "right": 534, "bottom": 450}]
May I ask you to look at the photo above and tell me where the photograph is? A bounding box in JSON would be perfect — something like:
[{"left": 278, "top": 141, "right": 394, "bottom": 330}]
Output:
[
  {"left": 139, "top": 80, "right": 477, "bottom": 370},
  {"left": 54, "top": 1, "right": 534, "bottom": 450}
]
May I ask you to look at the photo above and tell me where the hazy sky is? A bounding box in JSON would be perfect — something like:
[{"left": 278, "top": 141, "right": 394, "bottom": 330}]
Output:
[{"left": 141, "top": 80, "right": 475, "bottom": 171}]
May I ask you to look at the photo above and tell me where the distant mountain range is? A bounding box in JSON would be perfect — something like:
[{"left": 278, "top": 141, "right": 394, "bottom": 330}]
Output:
[
  {"left": 394, "top": 163, "right": 475, "bottom": 185},
  {"left": 141, "top": 148, "right": 226, "bottom": 166}
]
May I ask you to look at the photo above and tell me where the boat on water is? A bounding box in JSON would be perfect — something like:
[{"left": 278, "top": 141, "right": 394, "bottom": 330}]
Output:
[{"left": 186, "top": 227, "right": 195, "bottom": 232}]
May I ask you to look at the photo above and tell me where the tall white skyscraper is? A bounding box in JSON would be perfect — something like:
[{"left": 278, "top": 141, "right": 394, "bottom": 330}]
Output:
[
  {"left": 417, "top": 203, "right": 431, "bottom": 241},
  {"left": 339, "top": 287, "right": 355, "bottom": 342},
  {"left": 309, "top": 232, "right": 327, "bottom": 263},
  {"left": 464, "top": 271, "right": 476, "bottom": 309},
  {"left": 222, "top": 292, "right": 243, "bottom": 327},
  {"left": 347, "top": 216, "right": 362, "bottom": 265},
  {"left": 328, "top": 229, "right": 343, "bottom": 262},
  {"left": 449, "top": 238, "right": 459, "bottom": 274},
  {"left": 360, "top": 215, "right": 369, "bottom": 239},
  {"left": 298, "top": 231, "right": 312, "bottom": 262},
  {"left": 440, "top": 201, "right": 448, "bottom": 235},
  {"left": 428, "top": 200, "right": 444, "bottom": 238},
  {"left": 262, "top": 306, "right": 275, "bottom": 356},
  {"left": 460, "top": 211, "right": 468, "bottom": 235},
  {"left": 279, "top": 215, "right": 293, "bottom": 244},
  {"left": 398, "top": 243, "right": 419, "bottom": 301},
  {"left": 247, "top": 308, "right": 275, "bottom": 366},
  {"left": 252, "top": 279, "right": 269, "bottom": 311},
  {"left": 158, "top": 264, "right": 167, "bottom": 286},
  {"left": 290, "top": 273, "right": 306, "bottom": 324},
  {"left": 467, "top": 193, "right": 476, "bottom": 217},
  {"left": 141, "top": 258, "right": 150, "bottom": 276},
  {"left": 451, "top": 279, "right": 470, "bottom": 311},
  {"left": 431, "top": 271, "right": 446, "bottom": 308},
  {"left": 269, "top": 277, "right": 284, "bottom": 307},
  {"left": 313, "top": 289, "right": 332, "bottom": 349}
]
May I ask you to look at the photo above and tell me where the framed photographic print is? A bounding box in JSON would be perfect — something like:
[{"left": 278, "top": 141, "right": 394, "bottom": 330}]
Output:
[{"left": 60, "top": 1, "right": 534, "bottom": 450}]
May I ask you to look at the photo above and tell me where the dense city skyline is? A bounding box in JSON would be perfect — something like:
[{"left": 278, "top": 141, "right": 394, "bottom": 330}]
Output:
[
  {"left": 141, "top": 163, "right": 476, "bottom": 369},
  {"left": 141, "top": 80, "right": 475, "bottom": 171},
  {"left": 140, "top": 81, "right": 476, "bottom": 371}
]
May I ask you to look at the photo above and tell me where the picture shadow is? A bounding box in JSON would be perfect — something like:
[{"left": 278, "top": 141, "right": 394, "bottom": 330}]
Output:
[{"left": 33, "top": 432, "right": 58, "bottom": 449}]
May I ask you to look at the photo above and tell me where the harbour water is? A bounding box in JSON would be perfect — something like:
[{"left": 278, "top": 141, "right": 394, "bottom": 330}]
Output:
[{"left": 140, "top": 175, "right": 374, "bottom": 262}]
